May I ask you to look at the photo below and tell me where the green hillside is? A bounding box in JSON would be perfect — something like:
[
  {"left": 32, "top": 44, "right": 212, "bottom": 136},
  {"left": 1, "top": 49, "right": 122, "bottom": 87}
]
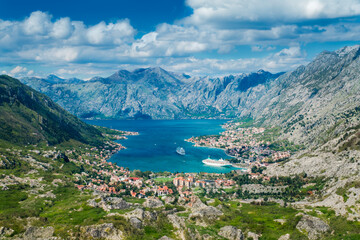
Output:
[{"left": 0, "top": 75, "right": 104, "bottom": 146}]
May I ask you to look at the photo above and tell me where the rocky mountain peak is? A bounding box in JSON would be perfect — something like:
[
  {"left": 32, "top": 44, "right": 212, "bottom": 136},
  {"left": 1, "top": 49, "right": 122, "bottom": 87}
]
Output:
[
  {"left": 335, "top": 45, "right": 360, "bottom": 57},
  {"left": 46, "top": 74, "right": 64, "bottom": 83}
]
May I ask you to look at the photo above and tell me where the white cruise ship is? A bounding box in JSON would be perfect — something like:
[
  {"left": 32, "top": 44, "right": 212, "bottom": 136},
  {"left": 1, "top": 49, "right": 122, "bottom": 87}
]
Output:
[{"left": 202, "top": 156, "right": 232, "bottom": 167}]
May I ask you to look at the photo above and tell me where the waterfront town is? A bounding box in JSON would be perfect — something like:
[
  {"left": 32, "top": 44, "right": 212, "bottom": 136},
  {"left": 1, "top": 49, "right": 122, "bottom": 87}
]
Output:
[
  {"left": 67, "top": 122, "right": 292, "bottom": 200},
  {"left": 187, "top": 121, "right": 291, "bottom": 165}
]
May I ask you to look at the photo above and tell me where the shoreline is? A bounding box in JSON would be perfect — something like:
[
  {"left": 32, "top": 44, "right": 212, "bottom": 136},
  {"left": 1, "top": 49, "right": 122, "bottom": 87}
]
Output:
[{"left": 102, "top": 120, "right": 246, "bottom": 174}]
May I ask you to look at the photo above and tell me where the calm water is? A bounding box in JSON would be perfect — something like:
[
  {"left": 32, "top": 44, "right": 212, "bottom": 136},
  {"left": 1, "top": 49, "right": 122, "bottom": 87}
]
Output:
[{"left": 86, "top": 119, "right": 236, "bottom": 173}]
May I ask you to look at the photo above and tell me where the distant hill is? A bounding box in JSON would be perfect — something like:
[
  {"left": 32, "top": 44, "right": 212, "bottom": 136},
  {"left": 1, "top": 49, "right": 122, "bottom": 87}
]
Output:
[
  {"left": 21, "top": 68, "right": 283, "bottom": 120},
  {"left": 0, "top": 75, "right": 104, "bottom": 146}
]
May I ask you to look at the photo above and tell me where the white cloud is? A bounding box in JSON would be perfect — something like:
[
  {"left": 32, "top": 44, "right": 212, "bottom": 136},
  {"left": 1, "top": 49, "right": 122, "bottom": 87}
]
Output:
[
  {"left": 161, "top": 46, "right": 307, "bottom": 75},
  {"left": 184, "top": 0, "right": 360, "bottom": 27},
  {"left": 1, "top": 4, "right": 360, "bottom": 78},
  {"left": 4, "top": 65, "right": 35, "bottom": 78},
  {"left": 86, "top": 20, "right": 135, "bottom": 45},
  {"left": 51, "top": 17, "right": 73, "bottom": 39},
  {"left": 10, "top": 66, "right": 27, "bottom": 75},
  {"left": 22, "top": 11, "right": 52, "bottom": 35}
]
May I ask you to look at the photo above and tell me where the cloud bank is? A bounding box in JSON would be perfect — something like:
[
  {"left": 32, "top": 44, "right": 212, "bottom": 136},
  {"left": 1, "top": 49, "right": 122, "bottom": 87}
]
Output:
[{"left": 1, "top": 1, "right": 360, "bottom": 78}]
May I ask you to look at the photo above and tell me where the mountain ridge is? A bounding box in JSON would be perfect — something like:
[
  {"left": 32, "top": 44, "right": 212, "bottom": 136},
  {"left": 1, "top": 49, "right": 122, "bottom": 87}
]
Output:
[
  {"left": 21, "top": 68, "right": 283, "bottom": 120},
  {"left": 0, "top": 75, "right": 104, "bottom": 146}
]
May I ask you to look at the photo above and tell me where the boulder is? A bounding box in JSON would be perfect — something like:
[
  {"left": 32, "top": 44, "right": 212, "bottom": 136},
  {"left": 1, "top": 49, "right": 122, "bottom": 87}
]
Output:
[
  {"left": 247, "top": 231, "right": 261, "bottom": 240},
  {"left": 23, "top": 226, "right": 54, "bottom": 240},
  {"left": 296, "top": 215, "right": 330, "bottom": 240},
  {"left": 129, "top": 217, "right": 142, "bottom": 229},
  {"left": 218, "top": 226, "right": 244, "bottom": 240},
  {"left": 274, "top": 219, "right": 286, "bottom": 225},
  {"left": 143, "top": 198, "right": 164, "bottom": 208},
  {"left": 80, "top": 223, "right": 124, "bottom": 240},
  {"left": 278, "top": 233, "right": 290, "bottom": 240},
  {"left": 158, "top": 236, "right": 174, "bottom": 240}
]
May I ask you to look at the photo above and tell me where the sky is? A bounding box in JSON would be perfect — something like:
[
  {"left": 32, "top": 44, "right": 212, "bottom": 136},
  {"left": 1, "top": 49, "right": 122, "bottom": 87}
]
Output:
[{"left": 1, "top": 0, "right": 360, "bottom": 79}]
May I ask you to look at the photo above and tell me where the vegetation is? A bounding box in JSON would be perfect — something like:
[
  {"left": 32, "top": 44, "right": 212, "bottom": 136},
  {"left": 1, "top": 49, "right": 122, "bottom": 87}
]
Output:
[{"left": 0, "top": 75, "right": 105, "bottom": 146}]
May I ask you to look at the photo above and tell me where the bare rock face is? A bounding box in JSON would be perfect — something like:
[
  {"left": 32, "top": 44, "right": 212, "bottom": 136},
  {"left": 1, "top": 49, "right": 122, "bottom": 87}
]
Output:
[
  {"left": 296, "top": 215, "right": 330, "bottom": 240},
  {"left": 218, "top": 226, "right": 244, "bottom": 240},
  {"left": 80, "top": 223, "right": 124, "bottom": 240},
  {"left": 23, "top": 226, "right": 55, "bottom": 240},
  {"left": 143, "top": 198, "right": 164, "bottom": 208}
]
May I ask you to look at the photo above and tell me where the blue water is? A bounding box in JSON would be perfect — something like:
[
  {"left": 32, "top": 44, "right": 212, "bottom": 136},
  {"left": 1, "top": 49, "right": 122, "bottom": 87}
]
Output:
[{"left": 86, "top": 119, "right": 236, "bottom": 173}]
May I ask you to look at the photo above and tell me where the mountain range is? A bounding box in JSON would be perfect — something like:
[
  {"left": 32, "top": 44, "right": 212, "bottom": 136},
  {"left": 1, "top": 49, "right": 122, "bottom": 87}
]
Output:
[
  {"left": 20, "top": 45, "right": 360, "bottom": 151},
  {"left": 21, "top": 68, "right": 283, "bottom": 120}
]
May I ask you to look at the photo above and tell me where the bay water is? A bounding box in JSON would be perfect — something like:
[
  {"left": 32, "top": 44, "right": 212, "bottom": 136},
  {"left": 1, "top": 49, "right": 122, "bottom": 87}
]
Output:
[{"left": 86, "top": 119, "right": 236, "bottom": 173}]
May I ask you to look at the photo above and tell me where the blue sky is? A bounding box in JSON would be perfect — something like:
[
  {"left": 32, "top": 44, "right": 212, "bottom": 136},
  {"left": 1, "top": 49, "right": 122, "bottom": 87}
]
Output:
[{"left": 1, "top": 0, "right": 360, "bottom": 78}]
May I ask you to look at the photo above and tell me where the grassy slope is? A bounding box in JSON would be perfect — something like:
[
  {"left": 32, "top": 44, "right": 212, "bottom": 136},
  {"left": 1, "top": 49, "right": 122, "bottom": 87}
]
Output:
[{"left": 0, "top": 75, "right": 104, "bottom": 146}]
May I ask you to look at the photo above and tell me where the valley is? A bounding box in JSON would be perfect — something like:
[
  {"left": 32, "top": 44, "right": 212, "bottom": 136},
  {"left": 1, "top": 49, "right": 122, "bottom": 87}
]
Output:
[{"left": 0, "top": 45, "right": 360, "bottom": 239}]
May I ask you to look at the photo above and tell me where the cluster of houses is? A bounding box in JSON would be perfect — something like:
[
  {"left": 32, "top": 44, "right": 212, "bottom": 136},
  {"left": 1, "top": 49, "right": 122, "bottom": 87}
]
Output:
[
  {"left": 188, "top": 123, "right": 291, "bottom": 164},
  {"left": 271, "top": 151, "right": 291, "bottom": 161},
  {"left": 187, "top": 126, "right": 266, "bottom": 150},
  {"left": 173, "top": 174, "right": 236, "bottom": 189},
  {"left": 69, "top": 124, "right": 288, "bottom": 201}
]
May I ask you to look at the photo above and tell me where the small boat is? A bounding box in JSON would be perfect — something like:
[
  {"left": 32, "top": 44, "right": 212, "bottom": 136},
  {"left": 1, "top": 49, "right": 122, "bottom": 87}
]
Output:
[
  {"left": 176, "top": 147, "right": 186, "bottom": 155},
  {"left": 202, "top": 156, "right": 232, "bottom": 167}
]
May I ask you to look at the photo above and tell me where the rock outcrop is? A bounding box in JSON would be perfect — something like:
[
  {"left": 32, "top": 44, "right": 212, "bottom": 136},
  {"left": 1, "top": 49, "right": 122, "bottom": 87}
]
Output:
[
  {"left": 143, "top": 198, "right": 164, "bottom": 208},
  {"left": 246, "top": 231, "right": 261, "bottom": 240},
  {"left": 218, "top": 226, "right": 244, "bottom": 240},
  {"left": 296, "top": 215, "right": 330, "bottom": 240},
  {"left": 80, "top": 223, "right": 124, "bottom": 240},
  {"left": 189, "top": 206, "right": 223, "bottom": 226},
  {"left": 129, "top": 217, "right": 142, "bottom": 229},
  {"left": 88, "top": 197, "right": 131, "bottom": 211},
  {"left": 23, "top": 226, "right": 55, "bottom": 240}
]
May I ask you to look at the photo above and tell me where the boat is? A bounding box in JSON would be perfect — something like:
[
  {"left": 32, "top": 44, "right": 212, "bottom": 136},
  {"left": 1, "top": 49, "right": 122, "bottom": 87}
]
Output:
[
  {"left": 176, "top": 147, "right": 185, "bottom": 155},
  {"left": 202, "top": 156, "right": 232, "bottom": 167}
]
